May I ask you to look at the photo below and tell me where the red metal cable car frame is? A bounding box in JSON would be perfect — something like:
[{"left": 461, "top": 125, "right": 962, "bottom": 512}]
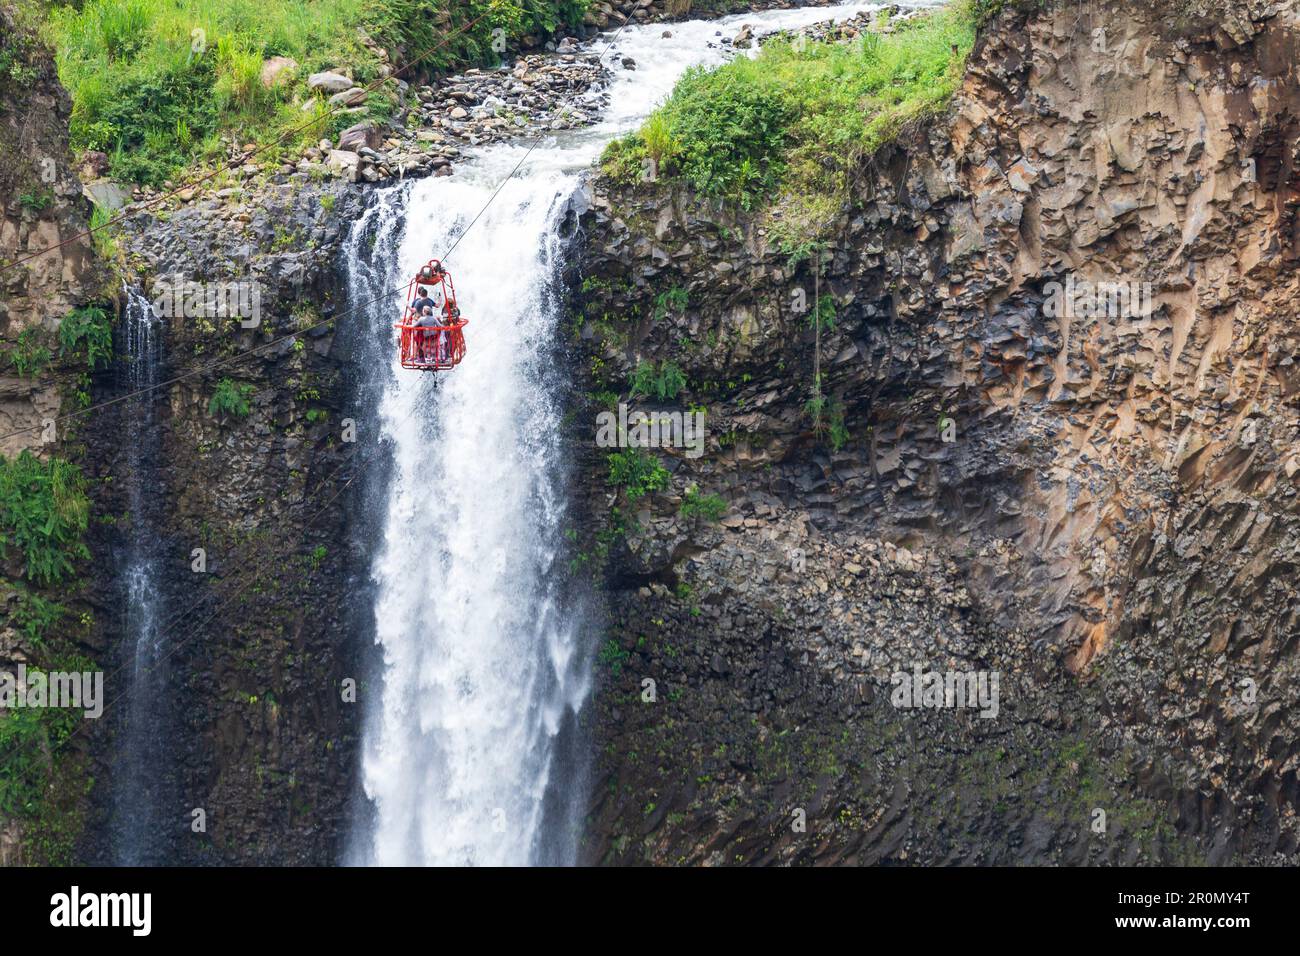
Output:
[{"left": 394, "top": 258, "right": 468, "bottom": 371}]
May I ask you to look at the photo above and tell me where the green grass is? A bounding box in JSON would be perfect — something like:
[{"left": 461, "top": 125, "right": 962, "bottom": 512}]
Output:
[
  {"left": 43, "top": 0, "right": 591, "bottom": 185},
  {"left": 604, "top": 3, "right": 977, "bottom": 246},
  {"left": 0, "top": 453, "right": 92, "bottom": 588}
]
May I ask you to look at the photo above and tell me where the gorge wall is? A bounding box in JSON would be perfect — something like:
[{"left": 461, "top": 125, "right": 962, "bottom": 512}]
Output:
[
  {"left": 0, "top": 6, "right": 111, "bottom": 864},
  {"left": 575, "top": 0, "right": 1300, "bottom": 864},
  {"left": 3, "top": 3, "right": 371, "bottom": 864},
  {"left": 78, "top": 180, "right": 372, "bottom": 864},
  {"left": 4, "top": 0, "right": 1299, "bottom": 867}
]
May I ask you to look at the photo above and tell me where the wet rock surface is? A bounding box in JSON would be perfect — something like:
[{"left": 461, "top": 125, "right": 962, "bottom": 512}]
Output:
[
  {"left": 573, "top": 0, "right": 1300, "bottom": 865},
  {"left": 72, "top": 174, "right": 380, "bottom": 864}
]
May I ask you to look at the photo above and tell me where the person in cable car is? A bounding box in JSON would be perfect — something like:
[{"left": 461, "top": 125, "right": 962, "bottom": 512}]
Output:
[
  {"left": 411, "top": 285, "right": 437, "bottom": 317},
  {"left": 414, "top": 305, "right": 445, "bottom": 363},
  {"left": 408, "top": 273, "right": 445, "bottom": 361},
  {"left": 397, "top": 259, "right": 464, "bottom": 370}
]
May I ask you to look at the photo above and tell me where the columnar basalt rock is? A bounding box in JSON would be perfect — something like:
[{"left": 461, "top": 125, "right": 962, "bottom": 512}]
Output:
[
  {"left": 573, "top": 0, "right": 1300, "bottom": 864},
  {"left": 79, "top": 180, "right": 375, "bottom": 865}
]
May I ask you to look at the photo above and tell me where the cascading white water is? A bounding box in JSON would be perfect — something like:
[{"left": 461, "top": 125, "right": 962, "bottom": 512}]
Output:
[
  {"left": 349, "top": 174, "right": 584, "bottom": 866},
  {"left": 347, "top": 0, "right": 931, "bottom": 866},
  {"left": 122, "top": 287, "right": 164, "bottom": 680},
  {"left": 112, "top": 285, "right": 169, "bottom": 864}
]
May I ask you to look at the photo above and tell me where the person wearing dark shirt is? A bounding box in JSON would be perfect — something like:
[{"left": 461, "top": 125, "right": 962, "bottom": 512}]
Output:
[{"left": 411, "top": 286, "right": 437, "bottom": 318}]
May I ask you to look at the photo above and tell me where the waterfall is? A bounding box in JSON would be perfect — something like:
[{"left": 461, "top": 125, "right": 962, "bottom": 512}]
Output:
[
  {"left": 109, "top": 285, "right": 173, "bottom": 865},
  {"left": 345, "top": 0, "right": 920, "bottom": 866}
]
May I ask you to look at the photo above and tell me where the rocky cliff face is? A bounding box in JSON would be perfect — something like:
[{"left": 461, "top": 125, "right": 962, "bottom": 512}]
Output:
[
  {"left": 0, "top": 5, "right": 112, "bottom": 865},
  {"left": 72, "top": 178, "right": 377, "bottom": 865},
  {"left": 0, "top": 7, "right": 98, "bottom": 456},
  {"left": 8, "top": 0, "right": 1298, "bottom": 868},
  {"left": 574, "top": 0, "right": 1300, "bottom": 864},
  {"left": 0, "top": 0, "right": 383, "bottom": 866}
]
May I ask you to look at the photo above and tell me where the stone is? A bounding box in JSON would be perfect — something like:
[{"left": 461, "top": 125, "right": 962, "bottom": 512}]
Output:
[
  {"left": 1007, "top": 157, "right": 1038, "bottom": 192},
  {"left": 83, "top": 180, "right": 130, "bottom": 212},
  {"left": 336, "top": 122, "right": 381, "bottom": 152},
  {"left": 79, "top": 150, "right": 110, "bottom": 180},
  {"left": 325, "top": 149, "right": 360, "bottom": 182},
  {"left": 307, "top": 71, "right": 353, "bottom": 94},
  {"left": 260, "top": 56, "right": 298, "bottom": 89},
  {"left": 328, "top": 88, "right": 368, "bottom": 108}
]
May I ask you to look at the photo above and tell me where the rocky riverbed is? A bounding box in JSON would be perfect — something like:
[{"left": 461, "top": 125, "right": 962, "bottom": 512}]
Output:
[{"left": 91, "top": 0, "right": 847, "bottom": 214}]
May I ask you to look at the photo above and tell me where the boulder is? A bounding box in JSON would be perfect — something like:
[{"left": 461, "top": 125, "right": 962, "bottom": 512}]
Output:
[
  {"left": 337, "top": 122, "right": 382, "bottom": 152},
  {"left": 326, "top": 149, "right": 361, "bottom": 182},
  {"left": 83, "top": 180, "right": 131, "bottom": 212},
  {"left": 307, "top": 71, "right": 353, "bottom": 94},
  {"left": 78, "top": 150, "right": 110, "bottom": 180},
  {"left": 328, "top": 88, "right": 369, "bottom": 108},
  {"left": 260, "top": 56, "right": 298, "bottom": 89}
]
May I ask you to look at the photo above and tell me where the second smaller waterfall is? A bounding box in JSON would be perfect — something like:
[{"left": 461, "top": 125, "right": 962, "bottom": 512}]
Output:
[{"left": 109, "top": 285, "right": 173, "bottom": 865}]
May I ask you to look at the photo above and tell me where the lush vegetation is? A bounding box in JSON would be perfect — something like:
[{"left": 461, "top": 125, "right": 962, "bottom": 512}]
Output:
[
  {"left": 0, "top": 452, "right": 92, "bottom": 588},
  {"left": 604, "top": 4, "right": 977, "bottom": 250},
  {"left": 209, "top": 377, "right": 255, "bottom": 418},
  {"left": 40, "top": 0, "right": 591, "bottom": 184},
  {"left": 629, "top": 360, "right": 687, "bottom": 402},
  {"left": 11, "top": 590, "right": 66, "bottom": 649},
  {"left": 58, "top": 305, "right": 114, "bottom": 370},
  {"left": 606, "top": 448, "right": 670, "bottom": 502},
  {"left": 0, "top": 695, "right": 79, "bottom": 818},
  {"left": 0, "top": 4, "right": 43, "bottom": 89},
  {"left": 0, "top": 614, "right": 96, "bottom": 863}
]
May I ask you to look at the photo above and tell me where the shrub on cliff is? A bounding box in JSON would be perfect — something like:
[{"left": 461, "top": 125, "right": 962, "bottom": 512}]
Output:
[
  {"left": 606, "top": 448, "right": 670, "bottom": 502},
  {"left": 629, "top": 360, "right": 687, "bottom": 402},
  {"left": 208, "top": 377, "right": 255, "bottom": 419},
  {"left": 0, "top": 4, "right": 43, "bottom": 90},
  {"left": 679, "top": 486, "right": 726, "bottom": 523},
  {"left": 0, "top": 703, "right": 77, "bottom": 817},
  {"left": 607, "top": 4, "right": 976, "bottom": 239},
  {"left": 0, "top": 452, "right": 92, "bottom": 588},
  {"left": 58, "top": 305, "right": 113, "bottom": 371}
]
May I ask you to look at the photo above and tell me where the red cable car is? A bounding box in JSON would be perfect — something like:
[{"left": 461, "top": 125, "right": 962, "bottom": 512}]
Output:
[{"left": 394, "top": 259, "right": 468, "bottom": 371}]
